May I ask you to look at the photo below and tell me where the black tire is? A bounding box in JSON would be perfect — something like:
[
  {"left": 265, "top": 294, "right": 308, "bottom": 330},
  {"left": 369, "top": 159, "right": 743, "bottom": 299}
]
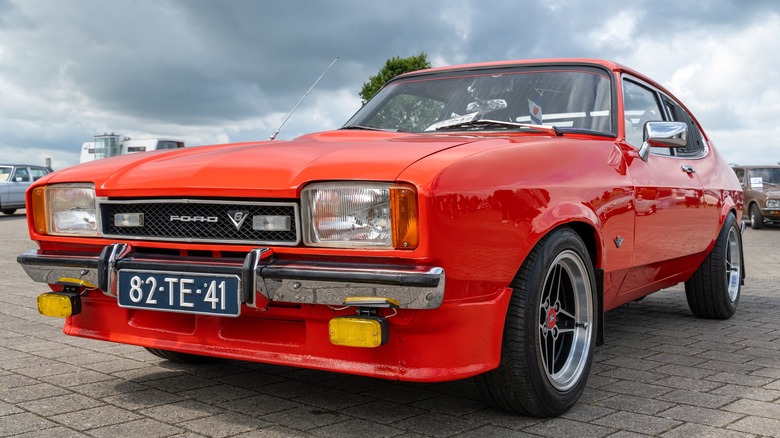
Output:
[
  {"left": 475, "top": 228, "right": 597, "bottom": 417},
  {"left": 144, "top": 347, "right": 218, "bottom": 364},
  {"left": 1, "top": 209, "right": 16, "bottom": 215},
  {"left": 749, "top": 204, "right": 763, "bottom": 229},
  {"left": 685, "top": 213, "right": 743, "bottom": 319}
]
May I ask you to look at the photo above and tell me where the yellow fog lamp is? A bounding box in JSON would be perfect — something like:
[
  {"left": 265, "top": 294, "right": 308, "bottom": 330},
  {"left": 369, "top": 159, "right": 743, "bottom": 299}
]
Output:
[
  {"left": 37, "top": 292, "right": 81, "bottom": 318},
  {"left": 37, "top": 277, "right": 92, "bottom": 318},
  {"left": 329, "top": 316, "right": 389, "bottom": 348}
]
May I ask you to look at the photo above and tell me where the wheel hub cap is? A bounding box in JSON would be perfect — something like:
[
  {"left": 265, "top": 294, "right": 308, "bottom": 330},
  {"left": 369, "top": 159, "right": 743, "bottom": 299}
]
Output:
[
  {"left": 546, "top": 308, "right": 557, "bottom": 330},
  {"left": 538, "top": 250, "right": 594, "bottom": 392}
]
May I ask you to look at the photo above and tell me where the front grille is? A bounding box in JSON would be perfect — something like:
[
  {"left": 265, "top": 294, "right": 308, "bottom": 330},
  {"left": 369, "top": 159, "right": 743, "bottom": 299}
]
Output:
[{"left": 100, "top": 199, "right": 300, "bottom": 245}]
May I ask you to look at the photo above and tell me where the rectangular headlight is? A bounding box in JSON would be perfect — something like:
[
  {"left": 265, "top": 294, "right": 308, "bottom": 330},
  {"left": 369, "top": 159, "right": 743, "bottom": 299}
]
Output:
[
  {"left": 766, "top": 199, "right": 779, "bottom": 208},
  {"left": 40, "top": 184, "right": 100, "bottom": 236},
  {"left": 301, "top": 182, "right": 418, "bottom": 249}
]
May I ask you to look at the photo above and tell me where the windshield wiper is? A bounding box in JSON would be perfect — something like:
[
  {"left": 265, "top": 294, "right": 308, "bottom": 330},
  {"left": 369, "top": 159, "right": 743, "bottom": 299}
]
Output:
[
  {"left": 341, "top": 125, "right": 399, "bottom": 132},
  {"left": 554, "top": 127, "right": 614, "bottom": 138},
  {"left": 433, "top": 119, "right": 562, "bottom": 136}
]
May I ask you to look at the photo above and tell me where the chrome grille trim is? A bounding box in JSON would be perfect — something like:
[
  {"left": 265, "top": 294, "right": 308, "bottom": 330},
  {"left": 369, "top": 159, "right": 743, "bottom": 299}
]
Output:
[{"left": 98, "top": 198, "right": 301, "bottom": 246}]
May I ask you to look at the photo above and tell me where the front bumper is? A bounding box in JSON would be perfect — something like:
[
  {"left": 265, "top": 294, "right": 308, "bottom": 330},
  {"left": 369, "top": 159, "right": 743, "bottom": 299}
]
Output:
[
  {"left": 761, "top": 206, "right": 780, "bottom": 220},
  {"left": 18, "top": 243, "right": 445, "bottom": 310}
]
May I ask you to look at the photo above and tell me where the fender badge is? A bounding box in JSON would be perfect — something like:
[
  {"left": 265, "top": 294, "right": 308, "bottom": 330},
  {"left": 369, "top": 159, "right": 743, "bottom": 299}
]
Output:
[{"left": 614, "top": 236, "right": 624, "bottom": 248}]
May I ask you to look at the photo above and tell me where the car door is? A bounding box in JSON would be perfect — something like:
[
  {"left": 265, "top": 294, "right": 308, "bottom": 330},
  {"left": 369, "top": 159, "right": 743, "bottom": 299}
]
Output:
[
  {"left": 618, "top": 78, "right": 708, "bottom": 297},
  {"left": 662, "top": 95, "right": 722, "bottom": 238},
  {"left": 8, "top": 166, "right": 31, "bottom": 206}
]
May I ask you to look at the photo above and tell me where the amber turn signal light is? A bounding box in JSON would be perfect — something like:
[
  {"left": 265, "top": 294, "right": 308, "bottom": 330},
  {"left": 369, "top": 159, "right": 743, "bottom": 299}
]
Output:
[
  {"left": 31, "top": 186, "right": 48, "bottom": 235},
  {"left": 391, "top": 185, "right": 418, "bottom": 249}
]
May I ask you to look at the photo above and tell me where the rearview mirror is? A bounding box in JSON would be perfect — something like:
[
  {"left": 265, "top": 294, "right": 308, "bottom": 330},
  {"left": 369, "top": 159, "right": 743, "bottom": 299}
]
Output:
[
  {"left": 466, "top": 99, "right": 508, "bottom": 113},
  {"left": 638, "top": 121, "right": 688, "bottom": 161}
]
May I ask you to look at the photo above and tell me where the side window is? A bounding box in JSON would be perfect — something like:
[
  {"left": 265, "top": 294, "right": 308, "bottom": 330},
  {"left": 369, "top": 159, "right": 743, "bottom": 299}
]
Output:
[
  {"left": 733, "top": 168, "right": 745, "bottom": 186},
  {"left": 622, "top": 80, "right": 666, "bottom": 152},
  {"left": 663, "top": 97, "right": 706, "bottom": 158},
  {"left": 30, "top": 167, "right": 48, "bottom": 181},
  {"left": 747, "top": 169, "right": 761, "bottom": 190},
  {"left": 747, "top": 169, "right": 763, "bottom": 189},
  {"left": 13, "top": 167, "right": 30, "bottom": 182}
]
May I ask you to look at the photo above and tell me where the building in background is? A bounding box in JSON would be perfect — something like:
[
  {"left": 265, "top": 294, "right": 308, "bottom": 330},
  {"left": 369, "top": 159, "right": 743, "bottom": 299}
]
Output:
[{"left": 80, "top": 133, "right": 185, "bottom": 163}]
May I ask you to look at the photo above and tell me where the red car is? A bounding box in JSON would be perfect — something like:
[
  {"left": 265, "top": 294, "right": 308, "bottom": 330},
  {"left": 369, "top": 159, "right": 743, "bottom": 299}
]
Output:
[{"left": 19, "top": 59, "right": 744, "bottom": 417}]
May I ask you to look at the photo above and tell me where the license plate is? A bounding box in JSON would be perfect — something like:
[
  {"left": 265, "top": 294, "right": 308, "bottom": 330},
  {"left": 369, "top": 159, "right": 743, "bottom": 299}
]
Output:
[{"left": 117, "top": 270, "right": 241, "bottom": 317}]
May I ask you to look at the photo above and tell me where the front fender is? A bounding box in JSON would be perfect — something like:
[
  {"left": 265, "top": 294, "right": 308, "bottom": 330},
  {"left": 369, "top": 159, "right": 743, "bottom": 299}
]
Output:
[{"left": 531, "top": 201, "right": 601, "bottom": 240}]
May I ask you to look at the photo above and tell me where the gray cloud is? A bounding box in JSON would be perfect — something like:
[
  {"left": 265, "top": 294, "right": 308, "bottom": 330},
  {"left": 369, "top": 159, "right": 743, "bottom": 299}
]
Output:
[{"left": 1, "top": 0, "right": 779, "bottom": 167}]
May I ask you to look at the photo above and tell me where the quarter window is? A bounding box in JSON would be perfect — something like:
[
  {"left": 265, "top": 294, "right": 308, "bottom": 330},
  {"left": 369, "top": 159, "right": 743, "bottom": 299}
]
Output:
[
  {"left": 30, "top": 167, "right": 48, "bottom": 181},
  {"left": 664, "top": 98, "right": 706, "bottom": 157}
]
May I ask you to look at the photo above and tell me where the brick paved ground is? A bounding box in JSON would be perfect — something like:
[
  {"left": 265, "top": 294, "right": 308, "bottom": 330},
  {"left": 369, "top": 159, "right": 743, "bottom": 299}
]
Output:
[{"left": 1, "top": 213, "right": 778, "bottom": 437}]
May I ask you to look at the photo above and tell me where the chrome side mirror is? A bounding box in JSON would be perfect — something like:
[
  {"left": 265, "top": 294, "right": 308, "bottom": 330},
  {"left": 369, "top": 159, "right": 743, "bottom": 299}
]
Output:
[{"left": 638, "top": 121, "right": 688, "bottom": 162}]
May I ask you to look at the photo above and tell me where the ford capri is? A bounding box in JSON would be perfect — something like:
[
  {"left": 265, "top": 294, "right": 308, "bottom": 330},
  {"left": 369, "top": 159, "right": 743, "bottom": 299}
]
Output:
[{"left": 18, "top": 59, "right": 744, "bottom": 417}]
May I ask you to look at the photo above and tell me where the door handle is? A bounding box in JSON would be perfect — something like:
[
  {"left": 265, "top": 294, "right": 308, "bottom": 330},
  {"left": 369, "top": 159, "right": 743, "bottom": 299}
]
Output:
[{"left": 681, "top": 165, "right": 696, "bottom": 174}]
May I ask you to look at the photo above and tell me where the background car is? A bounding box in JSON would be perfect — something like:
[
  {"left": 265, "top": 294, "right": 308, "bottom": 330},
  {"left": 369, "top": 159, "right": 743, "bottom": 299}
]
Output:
[
  {"left": 732, "top": 164, "right": 780, "bottom": 229},
  {"left": 18, "top": 59, "right": 744, "bottom": 417},
  {"left": 0, "top": 164, "right": 53, "bottom": 215}
]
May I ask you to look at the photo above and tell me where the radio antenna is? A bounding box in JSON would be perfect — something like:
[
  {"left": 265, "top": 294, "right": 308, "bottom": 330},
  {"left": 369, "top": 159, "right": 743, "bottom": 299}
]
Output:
[{"left": 269, "top": 56, "right": 339, "bottom": 141}]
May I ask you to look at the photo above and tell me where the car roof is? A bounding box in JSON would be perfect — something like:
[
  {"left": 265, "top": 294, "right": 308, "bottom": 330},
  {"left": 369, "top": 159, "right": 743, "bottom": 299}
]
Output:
[
  {"left": 0, "top": 164, "right": 50, "bottom": 168},
  {"left": 395, "top": 58, "right": 645, "bottom": 79}
]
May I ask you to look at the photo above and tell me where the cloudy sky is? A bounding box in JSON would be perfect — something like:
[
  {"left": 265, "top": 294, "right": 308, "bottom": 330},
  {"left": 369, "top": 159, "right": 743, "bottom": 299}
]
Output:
[{"left": 1, "top": 0, "right": 779, "bottom": 169}]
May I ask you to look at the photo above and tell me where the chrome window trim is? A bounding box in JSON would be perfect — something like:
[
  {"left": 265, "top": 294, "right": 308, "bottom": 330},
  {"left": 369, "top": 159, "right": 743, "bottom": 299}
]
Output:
[
  {"left": 620, "top": 73, "right": 710, "bottom": 160},
  {"left": 621, "top": 74, "right": 709, "bottom": 160}
]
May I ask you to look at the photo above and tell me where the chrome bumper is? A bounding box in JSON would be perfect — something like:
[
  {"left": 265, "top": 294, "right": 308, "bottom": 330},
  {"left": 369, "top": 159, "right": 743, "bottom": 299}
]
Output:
[{"left": 17, "top": 244, "right": 445, "bottom": 310}]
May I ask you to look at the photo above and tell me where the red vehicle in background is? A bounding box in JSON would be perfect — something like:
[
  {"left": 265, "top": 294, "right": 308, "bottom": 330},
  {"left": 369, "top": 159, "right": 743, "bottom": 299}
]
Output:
[{"left": 19, "top": 59, "right": 744, "bottom": 417}]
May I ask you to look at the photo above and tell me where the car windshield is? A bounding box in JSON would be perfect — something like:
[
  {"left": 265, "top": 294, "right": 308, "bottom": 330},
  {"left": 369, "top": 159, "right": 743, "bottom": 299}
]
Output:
[
  {"left": 0, "top": 167, "right": 11, "bottom": 182},
  {"left": 752, "top": 168, "right": 780, "bottom": 186},
  {"left": 344, "top": 66, "right": 613, "bottom": 135}
]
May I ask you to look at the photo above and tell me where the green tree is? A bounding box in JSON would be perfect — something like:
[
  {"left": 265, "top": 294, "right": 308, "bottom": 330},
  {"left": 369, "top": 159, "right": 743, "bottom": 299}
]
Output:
[{"left": 359, "top": 53, "right": 432, "bottom": 104}]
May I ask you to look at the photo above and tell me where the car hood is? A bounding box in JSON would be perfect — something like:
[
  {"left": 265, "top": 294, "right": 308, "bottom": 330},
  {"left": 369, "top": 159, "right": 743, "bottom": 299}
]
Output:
[
  {"left": 47, "top": 131, "right": 478, "bottom": 198},
  {"left": 766, "top": 189, "right": 780, "bottom": 199}
]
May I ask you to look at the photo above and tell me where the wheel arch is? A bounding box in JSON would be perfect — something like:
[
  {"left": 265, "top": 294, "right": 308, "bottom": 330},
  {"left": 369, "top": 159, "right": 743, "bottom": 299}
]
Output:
[
  {"left": 717, "top": 191, "right": 745, "bottom": 282},
  {"left": 567, "top": 221, "right": 599, "bottom": 268},
  {"left": 529, "top": 220, "right": 606, "bottom": 347},
  {"left": 729, "top": 206, "right": 747, "bottom": 283},
  {"left": 477, "top": 220, "right": 604, "bottom": 415},
  {"left": 560, "top": 221, "right": 605, "bottom": 347},
  {"left": 719, "top": 206, "right": 746, "bottom": 285}
]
